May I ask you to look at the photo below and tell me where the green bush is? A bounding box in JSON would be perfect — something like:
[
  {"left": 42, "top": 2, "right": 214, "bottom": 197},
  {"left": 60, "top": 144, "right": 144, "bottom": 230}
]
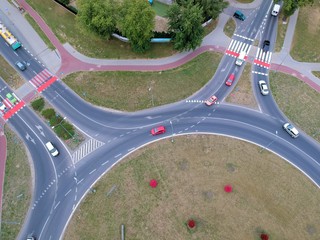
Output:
[
  {"left": 53, "top": 121, "right": 75, "bottom": 140},
  {"left": 31, "top": 98, "right": 45, "bottom": 112},
  {"left": 50, "top": 115, "right": 63, "bottom": 127},
  {"left": 41, "top": 108, "right": 56, "bottom": 120}
]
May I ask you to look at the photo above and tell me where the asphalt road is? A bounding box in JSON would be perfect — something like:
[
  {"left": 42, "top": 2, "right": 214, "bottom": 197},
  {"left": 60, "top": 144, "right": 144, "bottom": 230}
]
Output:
[{"left": 0, "top": 0, "right": 319, "bottom": 239}]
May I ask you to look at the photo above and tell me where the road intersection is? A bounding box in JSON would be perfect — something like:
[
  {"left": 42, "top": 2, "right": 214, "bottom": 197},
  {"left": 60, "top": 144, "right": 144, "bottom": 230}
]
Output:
[{"left": 0, "top": 0, "right": 319, "bottom": 239}]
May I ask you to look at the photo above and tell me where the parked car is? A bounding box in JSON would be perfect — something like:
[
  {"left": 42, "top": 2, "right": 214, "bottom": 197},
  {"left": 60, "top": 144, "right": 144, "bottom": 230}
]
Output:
[
  {"left": 262, "top": 40, "right": 270, "bottom": 52},
  {"left": 6, "top": 92, "right": 18, "bottom": 104},
  {"left": 233, "top": 10, "right": 246, "bottom": 21},
  {"left": 204, "top": 95, "right": 218, "bottom": 106},
  {"left": 225, "top": 73, "right": 235, "bottom": 86},
  {"left": 258, "top": 80, "right": 269, "bottom": 95},
  {"left": 27, "top": 235, "right": 36, "bottom": 240},
  {"left": 283, "top": 123, "right": 299, "bottom": 138},
  {"left": 45, "top": 142, "right": 59, "bottom": 157},
  {"left": 0, "top": 102, "right": 7, "bottom": 112},
  {"left": 15, "top": 61, "right": 27, "bottom": 71},
  {"left": 150, "top": 126, "right": 166, "bottom": 136}
]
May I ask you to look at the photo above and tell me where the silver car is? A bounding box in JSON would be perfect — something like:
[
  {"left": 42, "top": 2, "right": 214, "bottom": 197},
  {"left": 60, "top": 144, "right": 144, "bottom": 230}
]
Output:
[
  {"left": 258, "top": 80, "right": 269, "bottom": 95},
  {"left": 283, "top": 123, "right": 299, "bottom": 138}
]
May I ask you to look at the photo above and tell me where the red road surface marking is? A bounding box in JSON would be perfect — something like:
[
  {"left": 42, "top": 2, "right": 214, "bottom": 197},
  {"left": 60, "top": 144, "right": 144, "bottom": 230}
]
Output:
[
  {"left": 254, "top": 59, "right": 270, "bottom": 68},
  {"left": 225, "top": 49, "right": 239, "bottom": 57},
  {"left": 37, "top": 76, "right": 58, "bottom": 92},
  {"left": 3, "top": 101, "right": 25, "bottom": 120}
]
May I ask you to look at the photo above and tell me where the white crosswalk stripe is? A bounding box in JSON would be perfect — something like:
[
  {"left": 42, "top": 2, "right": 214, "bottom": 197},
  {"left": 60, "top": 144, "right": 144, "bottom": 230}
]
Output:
[
  {"left": 30, "top": 69, "right": 53, "bottom": 88},
  {"left": 72, "top": 138, "right": 105, "bottom": 163}
]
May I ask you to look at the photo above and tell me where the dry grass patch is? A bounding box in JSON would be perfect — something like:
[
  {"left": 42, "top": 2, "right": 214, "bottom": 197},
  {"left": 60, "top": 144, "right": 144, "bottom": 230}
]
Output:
[
  {"left": 270, "top": 71, "right": 320, "bottom": 142},
  {"left": 0, "top": 56, "right": 25, "bottom": 89},
  {"left": 275, "top": 12, "right": 289, "bottom": 52},
  {"left": 1, "top": 127, "right": 31, "bottom": 240},
  {"left": 312, "top": 71, "right": 320, "bottom": 79},
  {"left": 65, "top": 135, "right": 320, "bottom": 240},
  {"left": 226, "top": 63, "right": 258, "bottom": 109},
  {"left": 291, "top": 1, "right": 320, "bottom": 62},
  {"left": 223, "top": 18, "right": 236, "bottom": 38},
  {"left": 63, "top": 52, "right": 222, "bottom": 111}
]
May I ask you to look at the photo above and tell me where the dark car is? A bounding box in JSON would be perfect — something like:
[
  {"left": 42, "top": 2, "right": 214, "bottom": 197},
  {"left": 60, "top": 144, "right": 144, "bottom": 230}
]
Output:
[
  {"left": 262, "top": 40, "right": 270, "bottom": 52},
  {"left": 233, "top": 10, "right": 246, "bottom": 21},
  {"left": 15, "top": 61, "right": 27, "bottom": 71}
]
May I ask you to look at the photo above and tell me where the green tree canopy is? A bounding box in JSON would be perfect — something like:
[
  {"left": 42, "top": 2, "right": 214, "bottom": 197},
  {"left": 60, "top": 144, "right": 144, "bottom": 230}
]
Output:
[
  {"left": 119, "top": 0, "right": 155, "bottom": 52},
  {"left": 77, "top": 0, "right": 118, "bottom": 39},
  {"left": 176, "top": 0, "right": 228, "bottom": 20},
  {"left": 282, "top": 0, "right": 314, "bottom": 17},
  {"left": 167, "top": 1, "right": 204, "bottom": 51}
]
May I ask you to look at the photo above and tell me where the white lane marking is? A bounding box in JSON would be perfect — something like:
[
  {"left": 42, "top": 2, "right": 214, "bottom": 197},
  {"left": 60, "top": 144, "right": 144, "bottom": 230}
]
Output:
[
  {"left": 115, "top": 153, "right": 122, "bottom": 158},
  {"left": 54, "top": 201, "right": 61, "bottom": 210},
  {"left": 89, "top": 169, "right": 96, "bottom": 175},
  {"left": 65, "top": 189, "right": 72, "bottom": 196},
  {"left": 128, "top": 147, "right": 136, "bottom": 152},
  {"left": 102, "top": 160, "right": 109, "bottom": 166},
  {"left": 77, "top": 178, "right": 84, "bottom": 185},
  {"left": 190, "top": 125, "right": 195, "bottom": 128}
]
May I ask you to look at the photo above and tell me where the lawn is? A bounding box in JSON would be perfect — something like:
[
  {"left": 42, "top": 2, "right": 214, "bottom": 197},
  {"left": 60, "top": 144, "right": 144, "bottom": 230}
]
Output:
[
  {"left": 25, "top": 0, "right": 176, "bottom": 59},
  {"left": 0, "top": 127, "right": 31, "bottom": 240},
  {"left": 226, "top": 63, "right": 258, "bottom": 109},
  {"left": 274, "top": 12, "right": 289, "bottom": 52},
  {"left": 291, "top": 1, "right": 320, "bottom": 62},
  {"left": 63, "top": 52, "right": 222, "bottom": 111},
  {"left": 269, "top": 70, "right": 320, "bottom": 142},
  {"left": 64, "top": 135, "right": 320, "bottom": 240},
  {"left": 152, "top": 1, "right": 169, "bottom": 17},
  {"left": 0, "top": 56, "right": 25, "bottom": 89},
  {"left": 223, "top": 18, "right": 236, "bottom": 39}
]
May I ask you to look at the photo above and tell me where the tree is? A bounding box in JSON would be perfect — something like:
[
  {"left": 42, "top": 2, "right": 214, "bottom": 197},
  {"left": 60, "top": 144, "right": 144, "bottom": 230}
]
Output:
[
  {"left": 282, "top": 0, "right": 314, "bottom": 17},
  {"left": 119, "top": 0, "right": 155, "bottom": 52},
  {"left": 167, "top": 1, "right": 204, "bottom": 51},
  {"left": 176, "top": 0, "right": 228, "bottom": 20},
  {"left": 77, "top": 0, "right": 118, "bottom": 39}
]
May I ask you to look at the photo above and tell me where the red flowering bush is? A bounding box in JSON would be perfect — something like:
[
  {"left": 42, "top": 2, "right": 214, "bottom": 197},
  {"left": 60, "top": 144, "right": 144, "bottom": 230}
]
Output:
[{"left": 260, "top": 233, "right": 269, "bottom": 240}]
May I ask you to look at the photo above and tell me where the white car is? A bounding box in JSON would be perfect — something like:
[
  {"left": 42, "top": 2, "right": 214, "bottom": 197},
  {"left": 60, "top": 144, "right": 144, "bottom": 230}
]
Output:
[
  {"left": 45, "top": 142, "right": 59, "bottom": 157},
  {"left": 258, "top": 80, "right": 269, "bottom": 95},
  {"left": 283, "top": 123, "right": 299, "bottom": 138},
  {"left": 0, "top": 102, "right": 7, "bottom": 112}
]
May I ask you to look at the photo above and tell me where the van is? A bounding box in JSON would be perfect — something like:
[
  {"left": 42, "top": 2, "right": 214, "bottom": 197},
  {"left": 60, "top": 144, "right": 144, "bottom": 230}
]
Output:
[
  {"left": 233, "top": 10, "right": 246, "bottom": 21},
  {"left": 235, "top": 50, "right": 246, "bottom": 66},
  {"left": 45, "top": 142, "right": 59, "bottom": 157},
  {"left": 283, "top": 123, "right": 299, "bottom": 138},
  {"left": 271, "top": 4, "right": 280, "bottom": 16}
]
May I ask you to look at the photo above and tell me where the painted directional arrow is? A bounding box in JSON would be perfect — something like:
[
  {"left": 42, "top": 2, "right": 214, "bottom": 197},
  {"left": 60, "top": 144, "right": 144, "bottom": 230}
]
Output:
[
  {"left": 26, "top": 133, "right": 36, "bottom": 144},
  {"left": 36, "top": 125, "right": 45, "bottom": 137}
]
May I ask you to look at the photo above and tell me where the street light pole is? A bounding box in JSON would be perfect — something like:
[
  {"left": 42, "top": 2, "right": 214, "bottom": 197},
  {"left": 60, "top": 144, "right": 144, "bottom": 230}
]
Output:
[
  {"left": 170, "top": 120, "right": 174, "bottom": 143},
  {"left": 148, "top": 86, "right": 154, "bottom": 107}
]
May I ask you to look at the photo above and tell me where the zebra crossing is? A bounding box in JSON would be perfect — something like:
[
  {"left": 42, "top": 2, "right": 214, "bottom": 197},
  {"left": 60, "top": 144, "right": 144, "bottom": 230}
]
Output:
[
  {"left": 72, "top": 138, "right": 105, "bottom": 164},
  {"left": 226, "top": 39, "right": 252, "bottom": 58},
  {"left": 185, "top": 100, "right": 204, "bottom": 103},
  {"left": 29, "top": 69, "right": 52, "bottom": 89},
  {"left": 253, "top": 48, "right": 272, "bottom": 68}
]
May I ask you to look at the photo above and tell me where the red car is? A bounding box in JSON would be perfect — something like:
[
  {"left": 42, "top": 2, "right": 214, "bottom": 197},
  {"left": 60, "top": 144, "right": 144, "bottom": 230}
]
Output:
[
  {"left": 204, "top": 95, "right": 218, "bottom": 106},
  {"left": 225, "top": 73, "right": 235, "bottom": 86},
  {"left": 151, "top": 126, "right": 166, "bottom": 136}
]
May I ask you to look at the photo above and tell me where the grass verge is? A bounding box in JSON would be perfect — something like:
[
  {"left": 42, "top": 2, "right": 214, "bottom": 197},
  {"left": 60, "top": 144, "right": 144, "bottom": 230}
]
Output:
[
  {"left": 1, "top": 127, "right": 31, "bottom": 240},
  {"left": 275, "top": 12, "right": 289, "bottom": 52},
  {"left": 312, "top": 71, "right": 320, "bottom": 79},
  {"left": 223, "top": 18, "right": 236, "bottom": 38},
  {"left": 270, "top": 71, "right": 320, "bottom": 142},
  {"left": 25, "top": 0, "right": 176, "bottom": 59},
  {"left": 0, "top": 56, "right": 25, "bottom": 89},
  {"left": 64, "top": 135, "right": 320, "bottom": 240},
  {"left": 226, "top": 63, "right": 258, "bottom": 109},
  {"left": 291, "top": 1, "right": 320, "bottom": 62},
  {"left": 24, "top": 13, "right": 55, "bottom": 50},
  {"left": 63, "top": 52, "right": 222, "bottom": 111}
]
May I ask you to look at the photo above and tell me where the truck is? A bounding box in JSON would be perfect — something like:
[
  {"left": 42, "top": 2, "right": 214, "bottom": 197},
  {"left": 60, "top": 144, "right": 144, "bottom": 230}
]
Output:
[
  {"left": 271, "top": 4, "right": 280, "bottom": 16},
  {"left": 0, "top": 22, "right": 22, "bottom": 50},
  {"left": 235, "top": 50, "right": 246, "bottom": 66}
]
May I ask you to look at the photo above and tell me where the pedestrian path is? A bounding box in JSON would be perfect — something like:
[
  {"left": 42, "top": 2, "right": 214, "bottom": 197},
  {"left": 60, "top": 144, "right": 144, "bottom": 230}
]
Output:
[{"left": 71, "top": 138, "right": 105, "bottom": 164}]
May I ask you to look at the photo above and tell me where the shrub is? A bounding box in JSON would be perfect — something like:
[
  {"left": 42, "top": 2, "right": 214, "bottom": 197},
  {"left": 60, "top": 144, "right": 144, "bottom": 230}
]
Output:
[
  {"left": 31, "top": 98, "right": 45, "bottom": 112},
  {"left": 49, "top": 115, "right": 63, "bottom": 127},
  {"left": 42, "top": 108, "right": 56, "bottom": 120}
]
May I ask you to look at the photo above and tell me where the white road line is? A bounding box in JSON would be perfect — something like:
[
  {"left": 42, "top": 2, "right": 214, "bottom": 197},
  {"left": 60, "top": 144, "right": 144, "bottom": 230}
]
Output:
[
  {"left": 77, "top": 178, "right": 84, "bottom": 185},
  {"left": 65, "top": 189, "right": 72, "bottom": 196},
  {"left": 190, "top": 125, "right": 195, "bottom": 128},
  {"left": 114, "top": 153, "right": 122, "bottom": 158},
  {"left": 102, "top": 160, "right": 109, "bottom": 166},
  {"left": 128, "top": 147, "right": 136, "bottom": 152},
  {"left": 54, "top": 201, "right": 60, "bottom": 210},
  {"left": 120, "top": 134, "right": 124, "bottom": 137},
  {"left": 89, "top": 169, "right": 96, "bottom": 175}
]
